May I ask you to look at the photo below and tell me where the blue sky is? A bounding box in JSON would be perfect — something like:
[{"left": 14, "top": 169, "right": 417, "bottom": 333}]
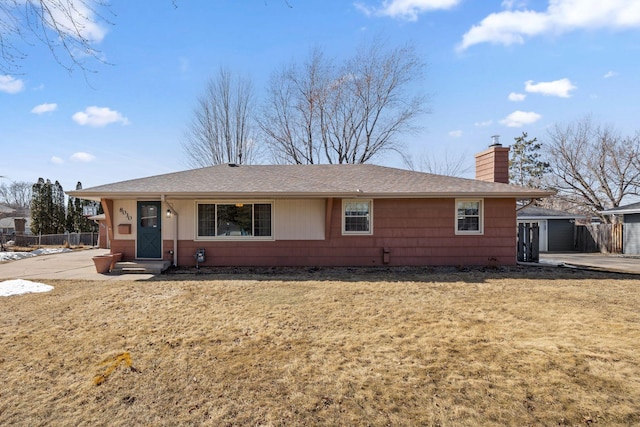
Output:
[{"left": 1, "top": 0, "right": 639, "bottom": 192}]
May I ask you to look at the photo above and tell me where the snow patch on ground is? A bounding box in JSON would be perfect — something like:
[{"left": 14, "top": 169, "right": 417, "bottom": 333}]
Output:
[
  {"left": 0, "top": 279, "right": 54, "bottom": 297},
  {"left": 0, "top": 248, "right": 72, "bottom": 263},
  {"left": 0, "top": 249, "right": 69, "bottom": 295}
]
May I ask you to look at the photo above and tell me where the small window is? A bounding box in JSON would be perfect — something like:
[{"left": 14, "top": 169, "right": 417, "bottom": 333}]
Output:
[
  {"left": 456, "top": 199, "right": 483, "bottom": 235},
  {"left": 197, "top": 202, "right": 272, "bottom": 239},
  {"left": 343, "top": 199, "right": 373, "bottom": 235}
]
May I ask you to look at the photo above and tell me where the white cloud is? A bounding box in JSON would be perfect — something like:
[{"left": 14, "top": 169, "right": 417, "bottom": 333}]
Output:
[
  {"left": 46, "top": 0, "right": 108, "bottom": 42},
  {"left": 525, "top": 78, "right": 576, "bottom": 97},
  {"left": 70, "top": 152, "right": 95, "bottom": 162},
  {"left": 501, "top": 0, "right": 528, "bottom": 9},
  {"left": 508, "top": 92, "right": 526, "bottom": 101},
  {"left": 603, "top": 70, "right": 618, "bottom": 78},
  {"left": 448, "top": 130, "right": 463, "bottom": 137},
  {"left": 500, "top": 110, "right": 542, "bottom": 127},
  {"left": 0, "top": 75, "right": 25, "bottom": 94},
  {"left": 31, "top": 103, "right": 58, "bottom": 114},
  {"left": 51, "top": 156, "right": 64, "bottom": 165},
  {"left": 354, "top": 2, "right": 373, "bottom": 16},
  {"left": 474, "top": 120, "right": 493, "bottom": 127},
  {"left": 355, "top": 0, "right": 461, "bottom": 20},
  {"left": 72, "top": 106, "right": 130, "bottom": 127},
  {"left": 458, "top": 1, "right": 640, "bottom": 51}
]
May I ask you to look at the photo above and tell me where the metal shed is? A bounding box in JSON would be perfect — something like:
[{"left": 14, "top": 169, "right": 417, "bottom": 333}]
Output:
[{"left": 517, "top": 206, "right": 584, "bottom": 252}]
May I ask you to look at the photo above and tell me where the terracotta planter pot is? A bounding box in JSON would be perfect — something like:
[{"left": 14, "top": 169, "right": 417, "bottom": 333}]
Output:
[{"left": 92, "top": 255, "right": 114, "bottom": 274}]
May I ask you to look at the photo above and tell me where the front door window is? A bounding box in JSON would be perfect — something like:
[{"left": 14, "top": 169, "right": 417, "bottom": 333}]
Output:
[{"left": 140, "top": 205, "right": 158, "bottom": 228}]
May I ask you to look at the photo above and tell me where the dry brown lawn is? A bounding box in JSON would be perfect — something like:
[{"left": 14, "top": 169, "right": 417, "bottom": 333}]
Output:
[{"left": 1, "top": 266, "right": 639, "bottom": 426}]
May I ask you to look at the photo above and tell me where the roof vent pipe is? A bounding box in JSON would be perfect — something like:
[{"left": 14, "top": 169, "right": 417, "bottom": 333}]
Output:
[{"left": 490, "top": 135, "right": 501, "bottom": 147}]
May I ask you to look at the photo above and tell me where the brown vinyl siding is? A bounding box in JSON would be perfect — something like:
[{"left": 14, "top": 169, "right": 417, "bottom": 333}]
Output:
[{"left": 111, "top": 198, "right": 517, "bottom": 267}]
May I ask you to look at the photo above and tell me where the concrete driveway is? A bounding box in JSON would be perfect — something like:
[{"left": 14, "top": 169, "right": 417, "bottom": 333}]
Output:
[
  {"left": 540, "top": 252, "right": 640, "bottom": 275},
  {"left": 0, "top": 248, "right": 156, "bottom": 281}
]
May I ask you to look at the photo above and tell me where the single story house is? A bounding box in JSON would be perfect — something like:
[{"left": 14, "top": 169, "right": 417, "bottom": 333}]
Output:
[
  {"left": 0, "top": 216, "right": 30, "bottom": 235},
  {"left": 0, "top": 204, "right": 15, "bottom": 216},
  {"left": 68, "top": 144, "right": 552, "bottom": 267},
  {"left": 517, "top": 206, "right": 584, "bottom": 252},
  {"left": 600, "top": 202, "right": 640, "bottom": 255}
]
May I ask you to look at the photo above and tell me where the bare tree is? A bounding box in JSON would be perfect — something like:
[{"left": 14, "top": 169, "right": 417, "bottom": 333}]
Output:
[
  {"left": 2, "top": 1, "right": 295, "bottom": 74},
  {"left": 544, "top": 116, "right": 640, "bottom": 222},
  {"left": 404, "top": 149, "right": 472, "bottom": 177},
  {"left": 331, "top": 38, "right": 427, "bottom": 164},
  {"left": 260, "top": 38, "right": 428, "bottom": 164},
  {"left": 259, "top": 47, "right": 331, "bottom": 164},
  {"left": 0, "top": 181, "right": 32, "bottom": 209},
  {"left": 183, "top": 68, "right": 258, "bottom": 167},
  {"left": 0, "top": 0, "right": 112, "bottom": 74}
]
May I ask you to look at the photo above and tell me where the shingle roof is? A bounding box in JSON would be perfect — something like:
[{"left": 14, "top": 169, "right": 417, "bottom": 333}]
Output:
[
  {"left": 517, "top": 206, "right": 584, "bottom": 218},
  {"left": 0, "top": 204, "right": 15, "bottom": 214},
  {"left": 68, "top": 163, "right": 554, "bottom": 200},
  {"left": 600, "top": 202, "right": 640, "bottom": 215}
]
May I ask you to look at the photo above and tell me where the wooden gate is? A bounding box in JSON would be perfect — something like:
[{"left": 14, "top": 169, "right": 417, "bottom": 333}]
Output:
[
  {"left": 517, "top": 222, "right": 539, "bottom": 262},
  {"left": 575, "top": 224, "right": 623, "bottom": 253}
]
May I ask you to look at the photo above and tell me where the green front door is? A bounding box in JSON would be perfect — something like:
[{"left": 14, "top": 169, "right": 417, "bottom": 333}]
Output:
[{"left": 137, "top": 201, "right": 162, "bottom": 259}]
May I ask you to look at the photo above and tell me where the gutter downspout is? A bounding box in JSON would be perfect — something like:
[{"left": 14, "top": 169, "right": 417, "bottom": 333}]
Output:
[{"left": 162, "top": 196, "right": 178, "bottom": 267}]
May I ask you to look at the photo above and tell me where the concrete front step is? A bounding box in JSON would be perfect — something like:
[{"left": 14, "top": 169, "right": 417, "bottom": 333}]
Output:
[{"left": 111, "top": 260, "right": 171, "bottom": 274}]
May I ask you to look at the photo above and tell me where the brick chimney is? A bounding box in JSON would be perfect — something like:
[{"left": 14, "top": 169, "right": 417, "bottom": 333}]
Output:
[{"left": 475, "top": 135, "right": 510, "bottom": 184}]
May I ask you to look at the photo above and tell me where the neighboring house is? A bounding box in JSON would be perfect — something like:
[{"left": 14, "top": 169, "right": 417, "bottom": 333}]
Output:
[
  {"left": 68, "top": 144, "right": 552, "bottom": 267},
  {"left": 0, "top": 205, "right": 31, "bottom": 237},
  {"left": 0, "top": 217, "right": 14, "bottom": 234},
  {"left": 600, "top": 202, "right": 640, "bottom": 255},
  {"left": 517, "top": 206, "right": 584, "bottom": 252},
  {"left": 0, "top": 216, "right": 31, "bottom": 235},
  {"left": 0, "top": 204, "right": 15, "bottom": 218}
]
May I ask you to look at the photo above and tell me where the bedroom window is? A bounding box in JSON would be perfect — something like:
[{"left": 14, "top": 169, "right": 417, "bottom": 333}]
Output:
[
  {"left": 342, "top": 199, "right": 373, "bottom": 235},
  {"left": 197, "top": 202, "right": 272, "bottom": 239},
  {"left": 456, "top": 199, "right": 483, "bottom": 235}
]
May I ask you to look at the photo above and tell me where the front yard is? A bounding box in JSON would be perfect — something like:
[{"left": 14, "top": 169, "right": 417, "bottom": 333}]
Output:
[{"left": 1, "top": 267, "right": 639, "bottom": 426}]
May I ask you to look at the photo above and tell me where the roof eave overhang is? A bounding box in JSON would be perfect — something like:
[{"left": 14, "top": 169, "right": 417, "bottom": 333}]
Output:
[
  {"left": 68, "top": 190, "right": 555, "bottom": 200},
  {"left": 600, "top": 209, "right": 640, "bottom": 215}
]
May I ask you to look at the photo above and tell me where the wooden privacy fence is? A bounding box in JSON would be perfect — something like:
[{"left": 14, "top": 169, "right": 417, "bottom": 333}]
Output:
[
  {"left": 517, "top": 222, "right": 539, "bottom": 262},
  {"left": 575, "top": 223, "right": 623, "bottom": 253}
]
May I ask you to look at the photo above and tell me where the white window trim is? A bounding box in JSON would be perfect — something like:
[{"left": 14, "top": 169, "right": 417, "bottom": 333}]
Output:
[
  {"left": 455, "top": 198, "right": 484, "bottom": 235},
  {"left": 342, "top": 199, "right": 373, "bottom": 236},
  {"left": 195, "top": 200, "right": 275, "bottom": 241}
]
